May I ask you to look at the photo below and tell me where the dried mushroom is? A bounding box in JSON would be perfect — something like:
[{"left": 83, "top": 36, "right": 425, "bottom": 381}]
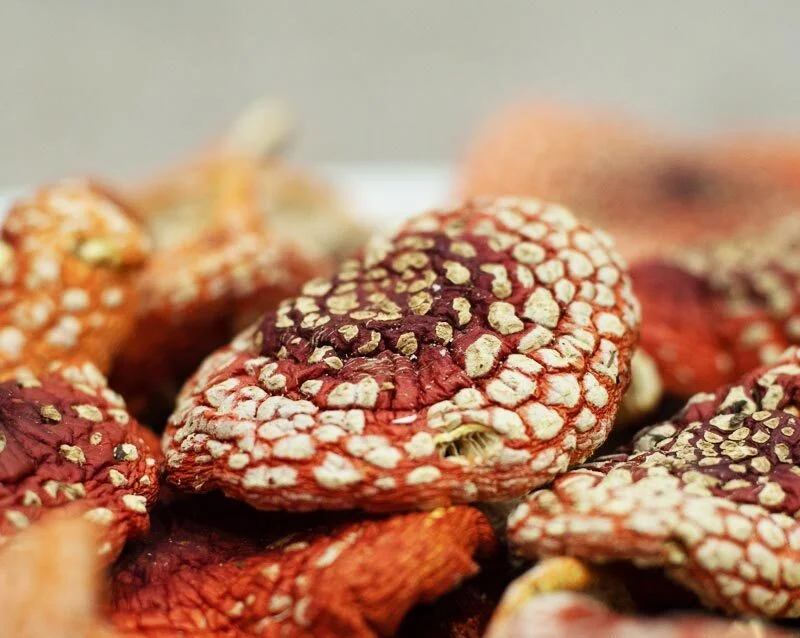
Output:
[
  {"left": 109, "top": 500, "right": 495, "bottom": 637},
  {"left": 0, "top": 362, "right": 159, "bottom": 562},
  {"left": 0, "top": 181, "right": 148, "bottom": 379},
  {"left": 509, "top": 346, "right": 800, "bottom": 618},
  {"left": 459, "top": 103, "right": 791, "bottom": 261},
  {"left": 111, "top": 159, "right": 323, "bottom": 423},
  {"left": 163, "top": 198, "right": 639, "bottom": 511}
]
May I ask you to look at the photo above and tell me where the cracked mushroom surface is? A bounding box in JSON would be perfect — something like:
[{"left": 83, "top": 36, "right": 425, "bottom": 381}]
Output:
[
  {"left": 0, "top": 181, "right": 149, "bottom": 379},
  {"left": 111, "top": 159, "right": 326, "bottom": 424},
  {"left": 508, "top": 346, "right": 800, "bottom": 618},
  {"left": 109, "top": 499, "right": 496, "bottom": 637},
  {"left": 163, "top": 198, "right": 639, "bottom": 511},
  {"left": 0, "top": 362, "right": 159, "bottom": 562},
  {"left": 459, "top": 104, "right": 791, "bottom": 261}
]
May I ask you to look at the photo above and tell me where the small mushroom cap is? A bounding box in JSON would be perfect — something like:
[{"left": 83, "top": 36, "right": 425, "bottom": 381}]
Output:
[
  {"left": 164, "top": 198, "right": 639, "bottom": 511},
  {"left": 0, "top": 181, "right": 149, "bottom": 379},
  {"left": 484, "top": 589, "right": 791, "bottom": 638},
  {"left": 109, "top": 499, "right": 495, "bottom": 637},
  {"left": 508, "top": 346, "right": 800, "bottom": 618},
  {"left": 0, "top": 362, "right": 159, "bottom": 562}
]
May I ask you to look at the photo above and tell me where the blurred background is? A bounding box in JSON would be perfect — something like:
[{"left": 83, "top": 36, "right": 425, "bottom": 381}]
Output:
[{"left": 2, "top": 1, "right": 800, "bottom": 187}]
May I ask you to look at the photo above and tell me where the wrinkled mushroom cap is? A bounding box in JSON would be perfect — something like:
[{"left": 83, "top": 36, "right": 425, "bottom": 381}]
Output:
[
  {"left": 164, "top": 198, "right": 639, "bottom": 511},
  {"left": 110, "top": 503, "right": 495, "bottom": 637},
  {"left": 509, "top": 347, "right": 800, "bottom": 618},
  {"left": 0, "top": 181, "right": 149, "bottom": 378},
  {"left": 0, "top": 362, "right": 159, "bottom": 562}
]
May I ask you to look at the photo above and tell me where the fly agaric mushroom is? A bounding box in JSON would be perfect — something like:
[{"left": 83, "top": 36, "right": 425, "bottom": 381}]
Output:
[
  {"left": 459, "top": 104, "right": 791, "bottom": 261},
  {"left": 111, "top": 158, "right": 324, "bottom": 424},
  {"left": 0, "top": 181, "right": 148, "bottom": 379},
  {"left": 163, "top": 198, "right": 639, "bottom": 511},
  {"left": 508, "top": 346, "right": 800, "bottom": 618},
  {"left": 109, "top": 500, "right": 496, "bottom": 637},
  {"left": 0, "top": 361, "right": 159, "bottom": 562},
  {"left": 0, "top": 514, "right": 119, "bottom": 638}
]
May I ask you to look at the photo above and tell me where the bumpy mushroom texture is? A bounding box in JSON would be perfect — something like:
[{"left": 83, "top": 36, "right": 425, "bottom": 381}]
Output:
[
  {"left": 0, "top": 181, "right": 149, "bottom": 379},
  {"left": 109, "top": 503, "right": 496, "bottom": 637},
  {"left": 616, "top": 349, "right": 664, "bottom": 426},
  {"left": 111, "top": 159, "right": 328, "bottom": 424},
  {"left": 0, "top": 515, "right": 118, "bottom": 638},
  {"left": 632, "top": 219, "right": 800, "bottom": 398},
  {"left": 0, "top": 362, "right": 159, "bottom": 562},
  {"left": 483, "top": 590, "right": 792, "bottom": 638},
  {"left": 508, "top": 347, "right": 800, "bottom": 618},
  {"left": 459, "top": 104, "right": 791, "bottom": 261},
  {"left": 164, "top": 198, "right": 640, "bottom": 511}
]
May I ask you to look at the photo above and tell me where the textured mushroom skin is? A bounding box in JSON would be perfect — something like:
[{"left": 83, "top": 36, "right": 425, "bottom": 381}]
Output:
[
  {"left": 508, "top": 347, "right": 800, "bottom": 618},
  {"left": 483, "top": 590, "right": 792, "bottom": 638},
  {"left": 0, "top": 362, "right": 159, "bottom": 562},
  {"left": 164, "top": 198, "right": 639, "bottom": 511},
  {"left": 110, "top": 504, "right": 496, "bottom": 637},
  {"left": 0, "top": 181, "right": 149, "bottom": 379}
]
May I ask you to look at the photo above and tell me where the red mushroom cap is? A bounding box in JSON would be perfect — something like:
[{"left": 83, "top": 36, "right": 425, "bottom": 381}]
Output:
[
  {"left": 109, "top": 501, "right": 495, "bottom": 637},
  {"left": 508, "top": 346, "right": 800, "bottom": 618},
  {"left": 163, "top": 198, "right": 640, "bottom": 511},
  {"left": 0, "top": 362, "right": 159, "bottom": 562}
]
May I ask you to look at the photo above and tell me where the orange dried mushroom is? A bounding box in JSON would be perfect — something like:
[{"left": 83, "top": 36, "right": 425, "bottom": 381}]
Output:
[
  {"left": 460, "top": 104, "right": 790, "bottom": 261},
  {"left": 0, "top": 181, "right": 148, "bottom": 378},
  {"left": 109, "top": 499, "right": 496, "bottom": 637},
  {"left": 111, "top": 159, "right": 324, "bottom": 423}
]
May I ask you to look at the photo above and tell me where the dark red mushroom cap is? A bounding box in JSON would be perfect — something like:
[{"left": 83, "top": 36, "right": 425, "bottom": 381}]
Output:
[
  {"left": 508, "top": 346, "right": 800, "bottom": 618},
  {"left": 163, "top": 198, "right": 640, "bottom": 511},
  {"left": 109, "top": 503, "right": 496, "bottom": 637},
  {"left": 0, "top": 362, "right": 159, "bottom": 562}
]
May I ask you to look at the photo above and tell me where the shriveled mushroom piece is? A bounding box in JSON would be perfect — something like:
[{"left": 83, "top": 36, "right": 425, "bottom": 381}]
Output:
[
  {"left": 0, "top": 181, "right": 149, "bottom": 379},
  {"left": 0, "top": 362, "right": 159, "bottom": 562},
  {"left": 109, "top": 500, "right": 496, "bottom": 637},
  {"left": 459, "top": 104, "right": 791, "bottom": 261},
  {"left": 508, "top": 346, "right": 800, "bottom": 618},
  {"left": 0, "top": 515, "right": 119, "bottom": 638},
  {"left": 164, "top": 198, "right": 639, "bottom": 511},
  {"left": 485, "top": 590, "right": 791, "bottom": 638},
  {"left": 111, "top": 160, "right": 323, "bottom": 423}
]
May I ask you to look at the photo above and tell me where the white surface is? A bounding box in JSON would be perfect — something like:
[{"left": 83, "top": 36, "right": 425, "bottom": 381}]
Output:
[
  {"left": 321, "top": 162, "right": 454, "bottom": 232},
  {"left": 0, "top": 163, "right": 456, "bottom": 230}
]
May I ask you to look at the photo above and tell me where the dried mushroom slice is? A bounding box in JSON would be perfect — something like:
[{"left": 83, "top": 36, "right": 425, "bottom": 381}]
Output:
[
  {"left": 109, "top": 503, "right": 496, "bottom": 637},
  {"left": 0, "top": 514, "right": 118, "bottom": 638},
  {"left": 164, "top": 198, "right": 639, "bottom": 511},
  {"left": 484, "top": 589, "right": 791, "bottom": 638},
  {"left": 0, "top": 181, "right": 149, "bottom": 378},
  {"left": 0, "top": 362, "right": 159, "bottom": 562},
  {"left": 111, "top": 160, "right": 325, "bottom": 423},
  {"left": 508, "top": 347, "right": 800, "bottom": 618},
  {"left": 459, "top": 104, "right": 791, "bottom": 261}
]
